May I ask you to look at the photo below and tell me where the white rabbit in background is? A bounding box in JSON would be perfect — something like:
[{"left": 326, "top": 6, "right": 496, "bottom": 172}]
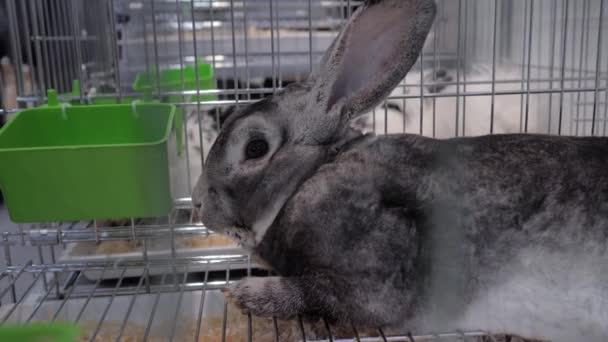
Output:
[
  {"left": 355, "top": 66, "right": 544, "bottom": 138},
  {"left": 168, "top": 105, "right": 227, "bottom": 201}
]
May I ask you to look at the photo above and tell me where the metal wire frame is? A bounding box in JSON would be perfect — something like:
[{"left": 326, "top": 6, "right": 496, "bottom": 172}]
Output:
[
  {"left": 0, "top": 258, "right": 496, "bottom": 342},
  {"left": 8, "top": 0, "right": 607, "bottom": 142},
  {"left": 1, "top": 0, "right": 608, "bottom": 340}
]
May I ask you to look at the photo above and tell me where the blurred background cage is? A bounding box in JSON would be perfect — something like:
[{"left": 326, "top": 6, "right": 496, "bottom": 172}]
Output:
[{"left": 0, "top": 0, "right": 606, "bottom": 340}]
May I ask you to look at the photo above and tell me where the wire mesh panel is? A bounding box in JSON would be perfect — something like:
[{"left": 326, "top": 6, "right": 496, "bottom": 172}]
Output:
[{"left": 1, "top": 0, "right": 608, "bottom": 340}]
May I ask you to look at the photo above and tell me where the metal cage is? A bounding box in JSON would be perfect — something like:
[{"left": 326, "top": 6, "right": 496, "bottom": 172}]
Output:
[{"left": 0, "top": 0, "right": 607, "bottom": 341}]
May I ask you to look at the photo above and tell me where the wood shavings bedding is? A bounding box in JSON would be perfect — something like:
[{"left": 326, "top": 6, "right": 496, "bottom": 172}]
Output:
[
  {"left": 78, "top": 315, "right": 543, "bottom": 342},
  {"left": 45, "top": 304, "right": 546, "bottom": 342},
  {"left": 68, "top": 234, "right": 236, "bottom": 256}
]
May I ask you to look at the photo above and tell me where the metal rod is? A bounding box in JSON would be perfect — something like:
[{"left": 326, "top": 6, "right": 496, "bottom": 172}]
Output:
[
  {"left": 455, "top": 0, "right": 462, "bottom": 137},
  {"left": 26, "top": 266, "right": 67, "bottom": 323},
  {"left": 74, "top": 265, "right": 109, "bottom": 323},
  {"left": 0, "top": 72, "right": 5, "bottom": 113},
  {"left": 19, "top": 0, "right": 36, "bottom": 96},
  {"left": 603, "top": 86, "right": 608, "bottom": 135},
  {"left": 169, "top": 213, "right": 177, "bottom": 288},
  {"left": 194, "top": 262, "right": 210, "bottom": 342},
  {"left": 419, "top": 49, "right": 424, "bottom": 135},
  {"left": 384, "top": 100, "right": 388, "bottom": 134},
  {"left": 168, "top": 266, "right": 189, "bottom": 342},
  {"left": 308, "top": 0, "right": 313, "bottom": 73},
  {"left": 581, "top": 0, "right": 593, "bottom": 135},
  {"left": 129, "top": 218, "right": 136, "bottom": 242},
  {"left": 175, "top": 0, "right": 191, "bottom": 192},
  {"left": 39, "top": 0, "right": 52, "bottom": 92},
  {"left": 462, "top": 0, "right": 469, "bottom": 136},
  {"left": 524, "top": 0, "right": 535, "bottom": 133},
  {"left": 0, "top": 260, "right": 30, "bottom": 303},
  {"left": 298, "top": 316, "right": 307, "bottom": 342},
  {"left": 142, "top": 0, "right": 151, "bottom": 85},
  {"left": 2, "top": 241, "right": 16, "bottom": 304},
  {"left": 51, "top": 270, "right": 85, "bottom": 322},
  {"left": 536, "top": 0, "right": 543, "bottom": 117},
  {"left": 575, "top": 0, "right": 590, "bottom": 135},
  {"left": 93, "top": 220, "right": 100, "bottom": 243},
  {"left": 244, "top": 0, "right": 251, "bottom": 101},
  {"left": 150, "top": 0, "right": 162, "bottom": 98},
  {"left": 190, "top": 0, "right": 205, "bottom": 168},
  {"left": 175, "top": 0, "right": 185, "bottom": 98},
  {"left": 519, "top": 0, "right": 530, "bottom": 132},
  {"left": 371, "top": 107, "right": 376, "bottom": 133},
  {"left": 143, "top": 239, "right": 150, "bottom": 293},
  {"left": 6, "top": 0, "right": 23, "bottom": 95},
  {"left": 378, "top": 328, "right": 388, "bottom": 342},
  {"left": 275, "top": 0, "right": 282, "bottom": 87},
  {"left": 221, "top": 260, "right": 231, "bottom": 342},
  {"left": 568, "top": 0, "right": 578, "bottom": 135},
  {"left": 143, "top": 271, "right": 170, "bottom": 341},
  {"left": 0, "top": 266, "right": 48, "bottom": 324},
  {"left": 18, "top": 225, "right": 26, "bottom": 245},
  {"left": 88, "top": 266, "right": 128, "bottom": 342},
  {"left": 184, "top": 105, "right": 194, "bottom": 194},
  {"left": 490, "top": 0, "right": 499, "bottom": 134},
  {"left": 323, "top": 319, "right": 334, "bottom": 342},
  {"left": 247, "top": 255, "right": 253, "bottom": 342},
  {"left": 30, "top": 0, "right": 46, "bottom": 95},
  {"left": 547, "top": 0, "right": 559, "bottom": 133},
  {"left": 269, "top": 0, "right": 277, "bottom": 91},
  {"left": 44, "top": 0, "right": 59, "bottom": 91},
  {"left": 70, "top": 0, "right": 84, "bottom": 103},
  {"left": 114, "top": 268, "right": 147, "bottom": 342},
  {"left": 273, "top": 316, "right": 280, "bottom": 342},
  {"left": 108, "top": 0, "right": 122, "bottom": 102},
  {"left": 558, "top": 0, "right": 570, "bottom": 135},
  {"left": 430, "top": 1, "right": 439, "bottom": 136},
  {"left": 37, "top": 245, "right": 48, "bottom": 292},
  {"left": 49, "top": 245, "right": 60, "bottom": 299},
  {"left": 347, "top": 0, "right": 352, "bottom": 17},
  {"left": 351, "top": 323, "right": 361, "bottom": 342},
  {"left": 591, "top": 0, "right": 605, "bottom": 135},
  {"left": 4, "top": 254, "right": 250, "bottom": 272},
  {"left": 229, "top": 0, "right": 240, "bottom": 105}
]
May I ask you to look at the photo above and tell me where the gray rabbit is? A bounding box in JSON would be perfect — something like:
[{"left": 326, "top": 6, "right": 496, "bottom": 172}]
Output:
[{"left": 192, "top": 1, "right": 608, "bottom": 341}]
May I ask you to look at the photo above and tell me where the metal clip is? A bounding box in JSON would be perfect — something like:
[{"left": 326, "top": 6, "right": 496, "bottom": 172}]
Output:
[{"left": 28, "top": 229, "right": 59, "bottom": 246}]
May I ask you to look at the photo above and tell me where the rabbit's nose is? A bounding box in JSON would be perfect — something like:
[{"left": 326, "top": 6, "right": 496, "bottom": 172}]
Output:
[{"left": 192, "top": 175, "right": 206, "bottom": 207}]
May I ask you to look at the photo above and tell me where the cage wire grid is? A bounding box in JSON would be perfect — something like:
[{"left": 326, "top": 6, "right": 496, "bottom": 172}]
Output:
[{"left": 1, "top": 0, "right": 608, "bottom": 341}]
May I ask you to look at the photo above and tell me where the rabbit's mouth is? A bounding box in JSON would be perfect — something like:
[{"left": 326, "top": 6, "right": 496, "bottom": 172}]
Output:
[{"left": 224, "top": 225, "right": 256, "bottom": 249}]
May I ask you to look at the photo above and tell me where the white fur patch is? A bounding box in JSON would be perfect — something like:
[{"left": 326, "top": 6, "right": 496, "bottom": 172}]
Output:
[
  {"left": 252, "top": 192, "right": 291, "bottom": 245},
  {"left": 455, "top": 248, "right": 608, "bottom": 342},
  {"left": 224, "top": 226, "right": 256, "bottom": 248}
]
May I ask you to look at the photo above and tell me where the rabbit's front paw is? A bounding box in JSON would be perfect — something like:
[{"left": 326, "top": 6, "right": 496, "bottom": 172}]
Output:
[{"left": 223, "top": 277, "right": 303, "bottom": 319}]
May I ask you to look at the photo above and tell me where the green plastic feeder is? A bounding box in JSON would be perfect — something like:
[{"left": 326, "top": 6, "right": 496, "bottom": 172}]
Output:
[
  {"left": 60, "top": 80, "right": 139, "bottom": 105},
  {"left": 0, "top": 323, "right": 80, "bottom": 342},
  {"left": 0, "top": 89, "right": 179, "bottom": 223},
  {"left": 133, "top": 62, "right": 217, "bottom": 103}
]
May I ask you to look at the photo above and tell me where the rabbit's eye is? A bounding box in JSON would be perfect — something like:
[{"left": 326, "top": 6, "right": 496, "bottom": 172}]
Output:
[{"left": 245, "top": 139, "right": 269, "bottom": 160}]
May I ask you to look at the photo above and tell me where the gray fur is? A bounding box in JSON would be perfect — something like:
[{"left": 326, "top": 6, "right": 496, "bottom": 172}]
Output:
[{"left": 192, "top": 1, "right": 608, "bottom": 340}]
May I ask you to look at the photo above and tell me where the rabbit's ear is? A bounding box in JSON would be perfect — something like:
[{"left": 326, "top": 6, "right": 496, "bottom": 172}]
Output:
[{"left": 312, "top": 0, "right": 436, "bottom": 121}]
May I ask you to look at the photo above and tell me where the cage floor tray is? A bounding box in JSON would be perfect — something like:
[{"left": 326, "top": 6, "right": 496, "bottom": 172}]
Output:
[
  {"left": 59, "top": 235, "right": 247, "bottom": 280},
  {"left": 0, "top": 290, "right": 341, "bottom": 341}
]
